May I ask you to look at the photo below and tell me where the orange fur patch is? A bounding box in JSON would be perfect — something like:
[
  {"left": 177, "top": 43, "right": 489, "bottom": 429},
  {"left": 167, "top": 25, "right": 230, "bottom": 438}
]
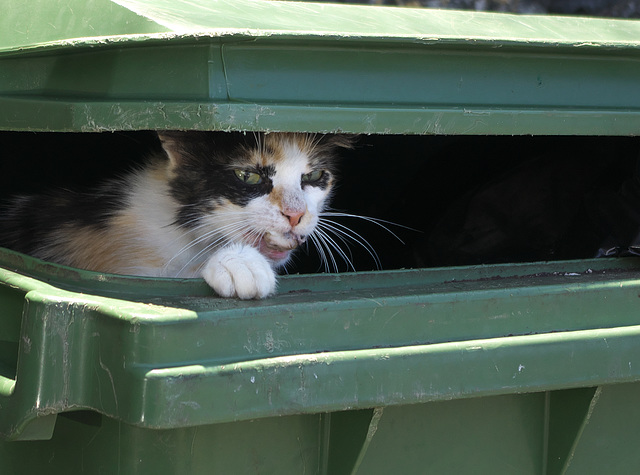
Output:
[
  {"left": 268, "top": 186, "right": 285, "bottom": 208},
  {"left": 48, "top": 214, "right": 164, "bottom": 274},
  {"left": 262, "top": 133, "right": 312, "bottom": 164}
]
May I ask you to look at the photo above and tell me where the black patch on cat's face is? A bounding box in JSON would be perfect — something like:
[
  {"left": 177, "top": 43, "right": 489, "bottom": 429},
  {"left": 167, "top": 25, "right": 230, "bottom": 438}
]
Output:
[{"left": 164, "top": 132, "right": 274, "bottom": 227}]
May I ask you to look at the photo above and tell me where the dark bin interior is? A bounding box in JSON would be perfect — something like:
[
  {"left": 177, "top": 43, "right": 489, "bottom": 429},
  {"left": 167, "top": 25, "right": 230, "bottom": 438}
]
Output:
[{"left": 2, "top": 131, "right": 639, "bottom": 276}]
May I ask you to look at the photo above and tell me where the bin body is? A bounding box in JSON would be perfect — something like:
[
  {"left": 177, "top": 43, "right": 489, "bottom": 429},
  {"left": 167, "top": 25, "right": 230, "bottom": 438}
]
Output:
[
  {"left": 2, "top": 385, "right": 640, "bottom": 474},
  {"left": 2, "top": 1, "right": 640, "bottom": 474},
  {"left": 2, "top": 250, "right": 640, "bottom": 474}
]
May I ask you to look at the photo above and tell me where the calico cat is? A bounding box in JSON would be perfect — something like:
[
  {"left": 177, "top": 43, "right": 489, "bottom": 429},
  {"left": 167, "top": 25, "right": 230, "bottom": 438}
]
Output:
[{"left": 0, "top": 132, "right": 354, "bottom": 299}]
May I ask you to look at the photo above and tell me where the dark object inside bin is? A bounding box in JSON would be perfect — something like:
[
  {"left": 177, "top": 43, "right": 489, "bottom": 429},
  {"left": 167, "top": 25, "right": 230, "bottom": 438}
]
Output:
[
  {"left": 1, "top": 132, "right": 639, "bottom": 274},
  {"left": 331, "top": 135, "right": 640, "bottom": 270},
  {"left": 417, "top": 140, "right": 640, "bottom": 267}
]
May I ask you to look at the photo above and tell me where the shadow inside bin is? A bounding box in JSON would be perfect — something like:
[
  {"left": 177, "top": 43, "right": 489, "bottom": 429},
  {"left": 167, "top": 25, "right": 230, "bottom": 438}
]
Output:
[
  {"left": 326, "top": 134, "right": 640, "bottom": 271},
  {"left": 1, "top": 132, "right": 639, "bottom": 275}
]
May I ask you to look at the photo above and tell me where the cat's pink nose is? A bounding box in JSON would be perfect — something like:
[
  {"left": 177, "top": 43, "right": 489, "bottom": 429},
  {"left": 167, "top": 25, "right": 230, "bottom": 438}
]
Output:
[{"left": 283, "top": 210, "right": 305, "bottom": 227}]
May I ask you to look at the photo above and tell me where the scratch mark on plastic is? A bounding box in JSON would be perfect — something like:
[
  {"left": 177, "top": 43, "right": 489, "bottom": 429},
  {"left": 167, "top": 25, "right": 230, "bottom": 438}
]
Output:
[
  {"left": 383, "top": 310, "right": 401, "bottom": 328},
  {"left": 99, "top": 357, "right": 119, "bottom": 414}
]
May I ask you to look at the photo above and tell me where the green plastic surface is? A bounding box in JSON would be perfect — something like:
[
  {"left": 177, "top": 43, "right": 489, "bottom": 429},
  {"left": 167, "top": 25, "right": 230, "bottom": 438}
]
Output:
[
  {"left": 1, "top": 0, "right": 640, "bottom": 134},
  {"left": 2, "top": 248, "right": 640, "bottom": 473}
]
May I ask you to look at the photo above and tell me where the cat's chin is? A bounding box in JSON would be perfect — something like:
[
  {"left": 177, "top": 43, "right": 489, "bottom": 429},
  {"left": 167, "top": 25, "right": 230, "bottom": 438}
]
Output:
[{"left": 258, "top": 238, "right": 293, "bottom": 263}]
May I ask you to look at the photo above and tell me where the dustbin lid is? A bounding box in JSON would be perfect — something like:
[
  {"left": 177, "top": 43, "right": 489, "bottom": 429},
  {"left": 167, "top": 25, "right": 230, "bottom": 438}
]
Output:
[{"left": 4, "top": 0, "right": 640, "bottom": 54}]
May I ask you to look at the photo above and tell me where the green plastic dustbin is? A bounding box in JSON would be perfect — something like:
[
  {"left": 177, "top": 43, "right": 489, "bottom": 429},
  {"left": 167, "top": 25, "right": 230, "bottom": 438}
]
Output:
[{"left": 2, "top": 1, "right": 640, "bottom": 474}]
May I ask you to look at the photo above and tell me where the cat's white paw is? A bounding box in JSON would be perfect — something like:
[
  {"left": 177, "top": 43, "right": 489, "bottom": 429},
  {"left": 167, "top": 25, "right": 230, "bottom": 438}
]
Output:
[{"left": 202, "top": 243, "right": 276, "bottom": 299}]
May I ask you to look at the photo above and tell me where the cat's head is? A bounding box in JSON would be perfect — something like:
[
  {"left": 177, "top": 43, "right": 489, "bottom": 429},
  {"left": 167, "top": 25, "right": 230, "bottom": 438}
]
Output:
[{"left": 158, "top": 131, "right": 353, "bottom": 267}]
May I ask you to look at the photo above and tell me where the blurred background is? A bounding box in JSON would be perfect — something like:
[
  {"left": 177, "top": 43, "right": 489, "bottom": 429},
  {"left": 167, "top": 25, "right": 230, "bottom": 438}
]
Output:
[{"left": 328, "top": 0, "right": 640, "bottom": 18}]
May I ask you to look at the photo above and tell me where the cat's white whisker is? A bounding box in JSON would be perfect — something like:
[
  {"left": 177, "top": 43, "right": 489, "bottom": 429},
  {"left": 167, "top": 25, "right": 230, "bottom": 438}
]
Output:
[
  {"left": 162, "top": 211, "right": 250, "bottom": 258},
  {"left": 190, "top": 226, "right": 266, "bottom": 275},
  {"left": 178, "top": 223, "right": 260, "bottom": 275},
  {"left": 314, "top": 227, "right": 357, "bottom": 272},
  {"left": 307, "top": 232, "right": 332, "bottom": 273},
  {"left": 174, "top": 232, "right": 239, "bottom": 277},
  {"left": 320, "top": 211, "right": 411, "bottom": 244},
  {"left": 312, "top": 229, "right": 342, "bottom": 273},
  {"left": 315, "top": 221, "right": 355, "bottom": 260},
  {"left": 168, "top": 220, "right": 256, "bottom": 275},
  {"left": 165, "top": 223, "right": 232, "bottom": 266},
  {"left": 167, "top": 216, "right": 201, "bottom": 230},
  {"left": 317, "top": 219, "right": 382, "bottom": 270}
]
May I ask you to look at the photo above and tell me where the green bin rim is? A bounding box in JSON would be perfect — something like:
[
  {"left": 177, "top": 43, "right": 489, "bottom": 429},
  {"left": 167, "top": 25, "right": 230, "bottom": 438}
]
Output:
[{"left": 3, "top": 246, "right": 640, "bottom": 439}]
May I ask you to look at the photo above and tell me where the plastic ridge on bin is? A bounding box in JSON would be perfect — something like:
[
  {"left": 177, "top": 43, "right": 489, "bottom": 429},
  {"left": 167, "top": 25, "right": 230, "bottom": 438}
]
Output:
[
  {"left": 2, "top": 247, "right": 640, "bottom": 442},
  {"left": 3, "top": 247, "right": 640, "bottom": 473},
  {"left": 1, "top": 0, "right": 640, "bottom": 135}
]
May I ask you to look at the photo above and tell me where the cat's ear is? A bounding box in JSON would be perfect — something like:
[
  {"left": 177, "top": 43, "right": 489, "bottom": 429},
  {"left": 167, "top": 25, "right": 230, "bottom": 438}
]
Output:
[
  {"left": 157, "top": 131, "right": 190, "bottom": 167},
  {"left": 321, "top": 134, "right": 358, "bottom": 150}
]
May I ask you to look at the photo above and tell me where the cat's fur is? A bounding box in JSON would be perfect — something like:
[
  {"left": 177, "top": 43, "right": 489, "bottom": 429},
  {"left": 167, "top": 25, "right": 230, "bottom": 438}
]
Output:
[{"left": 0, "top": 132, "right": 353, "bottom": 299}]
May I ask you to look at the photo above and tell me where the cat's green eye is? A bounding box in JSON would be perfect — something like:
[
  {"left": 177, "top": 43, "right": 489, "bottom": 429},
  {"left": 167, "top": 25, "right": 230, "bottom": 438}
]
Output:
[
  {"left": 234, "top": 169, "right": 263, "bottom": 185},
  {"left": 302, "top": 170, "right": 325, "bottom": 184}
]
